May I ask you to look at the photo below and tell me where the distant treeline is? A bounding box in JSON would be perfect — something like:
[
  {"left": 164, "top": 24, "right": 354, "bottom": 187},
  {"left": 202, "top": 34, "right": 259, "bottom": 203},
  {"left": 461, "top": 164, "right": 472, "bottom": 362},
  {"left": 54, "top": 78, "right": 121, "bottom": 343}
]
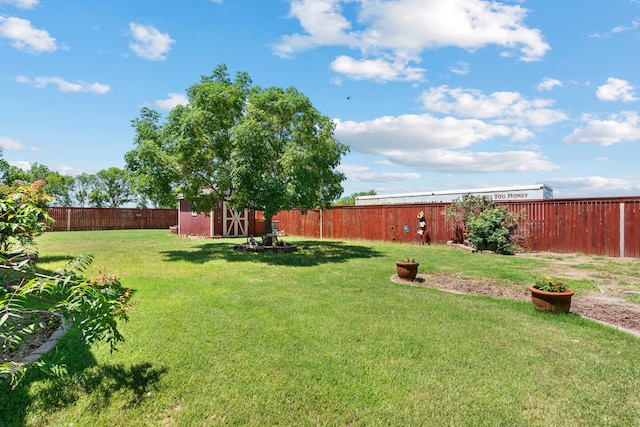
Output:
[{"left": 0, "top": 156, "right": 173, "bottom": 209}]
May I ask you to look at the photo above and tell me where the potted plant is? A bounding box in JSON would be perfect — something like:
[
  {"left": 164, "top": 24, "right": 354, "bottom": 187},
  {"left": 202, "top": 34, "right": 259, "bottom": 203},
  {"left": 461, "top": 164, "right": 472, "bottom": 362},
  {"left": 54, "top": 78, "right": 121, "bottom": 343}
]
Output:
[
  {"left": 396, "top": 257, "right": 419, "bottom": 281},
  {"left": 528, "top": 276, "right": 574, "bottom": 313}
]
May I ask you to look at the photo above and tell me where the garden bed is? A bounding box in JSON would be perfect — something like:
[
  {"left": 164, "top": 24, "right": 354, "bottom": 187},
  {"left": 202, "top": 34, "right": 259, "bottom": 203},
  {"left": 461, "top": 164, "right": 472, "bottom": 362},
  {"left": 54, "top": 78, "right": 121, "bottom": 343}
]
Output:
[{"left": 392, "top": 272, "right": 640, "bottom": 337}]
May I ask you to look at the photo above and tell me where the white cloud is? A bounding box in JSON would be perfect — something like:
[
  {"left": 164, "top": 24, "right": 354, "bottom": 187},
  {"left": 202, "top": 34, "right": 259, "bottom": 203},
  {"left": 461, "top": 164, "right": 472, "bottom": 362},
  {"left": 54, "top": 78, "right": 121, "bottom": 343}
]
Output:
[
  {"left": 128, "top": 23, "right": 174, "bottom": 61},
  {"left": 564, "top": 111, "right": 640, "bottom": 145},
  {"left": 155, "top": 93, "right": 188, "bottom": 110},
  {"left": 395, "top": 149, "right": 558, "bottom": 173},
  {"left": 0, "top": 16, "right": 57, "bottom": 53},
  {"left": 0, "top": 135, "right": 38, "bottom": 151},
  {"left": 54, "top": 165, "right": 85, "bottom": 176},
  {"left": 16, "top": 75, "right": 111, "bottom": 94},
  {"left": 449, "top": 61, "right": 470, "bottom": 75},
  {"left": 612, "top": 18, "right": 640, "bottom": 34},
  {"left": 0, "top": 0, "right": 39, "bottom": 8},
  {"left": 9, "top": 160, "right": 31, "bottom": 171},
  {"left": 538, "top": 77, "right": 562, "bottom": 91},
  {"left": 210, "top": 0, "right": 223, "bottom": 3},
  {"left": 337, "top": 164, "right": 421, "bottom": 182},
  {"left": 336, "top": 114, "right": 513, "bottom": 151},
  {"left": 596, "top": 78, "right": 638, "bottom": 102},
  {"left": 589, "top": 18, "right": 640, "bottom": 38},
  {"left": 274, "top": 0, "right": 550, "bottom": 82},
  {"left": 420, "top": 85, "right": 568, "bottom": 127},
  {"left": 334, "top": 114, "right": 558, "bottom": 173},
  {"left": 330, "top": 56, "right": 425, "bottom": 82},
  {"left": 273, "top": 0, "right": 356, "bottom": 58},
  {"left": 545, "top": 176, "right": 640, "bottom": 197},
  {"left": 0, "top": 136, "right": 24, "bottom": 150}
]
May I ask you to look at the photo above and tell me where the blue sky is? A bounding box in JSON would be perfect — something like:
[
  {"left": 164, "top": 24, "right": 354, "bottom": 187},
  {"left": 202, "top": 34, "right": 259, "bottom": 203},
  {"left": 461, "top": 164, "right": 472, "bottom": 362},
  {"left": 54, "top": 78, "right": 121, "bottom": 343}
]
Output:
[{"left": 1, "top": 0, "right": 640, "bottom": 199}]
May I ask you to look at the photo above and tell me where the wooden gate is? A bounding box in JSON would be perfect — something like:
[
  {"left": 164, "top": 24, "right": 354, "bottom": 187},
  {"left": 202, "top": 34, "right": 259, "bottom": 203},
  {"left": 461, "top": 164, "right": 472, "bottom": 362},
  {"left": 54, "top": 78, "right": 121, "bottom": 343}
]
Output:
[{"left": 222, "top": 202, "right": 248, "bottom": 237}]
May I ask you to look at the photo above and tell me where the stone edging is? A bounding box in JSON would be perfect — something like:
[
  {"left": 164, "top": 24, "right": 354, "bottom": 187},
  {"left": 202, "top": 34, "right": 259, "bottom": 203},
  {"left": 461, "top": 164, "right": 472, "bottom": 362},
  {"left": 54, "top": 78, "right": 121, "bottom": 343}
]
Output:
[{"left": 22, "top": 312, "right": 70, "bottom": 364}]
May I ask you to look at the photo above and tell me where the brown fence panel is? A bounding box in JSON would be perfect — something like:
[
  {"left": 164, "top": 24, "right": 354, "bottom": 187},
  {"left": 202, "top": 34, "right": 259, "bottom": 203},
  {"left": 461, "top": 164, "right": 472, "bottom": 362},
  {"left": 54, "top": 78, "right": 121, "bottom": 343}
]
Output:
[
  {"left": 275, "top": 204, "right": 454, "bottom": 243},
  {"left": 507, "top": 199, "right": 623, "bottom": 257},
  {"left": 273, "top": 197, "right": 640, "bottom": 257},
  {"left": 624, "top": 201, "right": 640, "bottom": 258},
  {"left": 47, "top": 208, "right": 177, "bottom": 232}
]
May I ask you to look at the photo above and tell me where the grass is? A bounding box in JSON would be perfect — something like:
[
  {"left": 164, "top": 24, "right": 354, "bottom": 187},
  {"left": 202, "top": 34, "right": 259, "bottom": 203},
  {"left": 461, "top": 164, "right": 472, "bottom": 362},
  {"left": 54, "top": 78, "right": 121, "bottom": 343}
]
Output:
[{"left": 2, "top": 230, "right": 640, "bottom": 426}]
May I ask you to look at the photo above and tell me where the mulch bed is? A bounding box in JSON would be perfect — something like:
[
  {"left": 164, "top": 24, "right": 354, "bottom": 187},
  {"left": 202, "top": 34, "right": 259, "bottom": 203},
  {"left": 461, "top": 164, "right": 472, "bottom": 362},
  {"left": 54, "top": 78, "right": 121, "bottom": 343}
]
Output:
[{"left": 392, "top": 273, "right": 640, "bottom": 338}]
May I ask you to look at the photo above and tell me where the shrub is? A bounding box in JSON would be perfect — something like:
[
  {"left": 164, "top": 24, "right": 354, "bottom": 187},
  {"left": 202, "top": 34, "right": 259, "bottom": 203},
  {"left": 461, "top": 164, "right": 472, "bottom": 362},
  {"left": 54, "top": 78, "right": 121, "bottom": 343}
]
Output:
[
  {"left": 1, "top": 255, "right": 132, "bottom": 388},
  {"left": 466, "top": 207, "right": 523, "bottom": 254},
  {"left": 0, "top": 180, "right": 52, "bottom": 255},
  {"left": 442, "top": 194, "right": 495, "bottom": 243},
  {"left": 1, "top": 182, "right": 131, "bottom": 389}
]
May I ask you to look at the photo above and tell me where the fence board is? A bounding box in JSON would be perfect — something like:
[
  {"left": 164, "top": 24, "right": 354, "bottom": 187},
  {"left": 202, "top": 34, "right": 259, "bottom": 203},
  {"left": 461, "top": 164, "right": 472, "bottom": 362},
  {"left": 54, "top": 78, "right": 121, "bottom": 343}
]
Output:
[
  {"left": 273, "top": 197, "right": 640, "bottom": 257},
  {"left": 47, "top": 208, "right": 177, "bottom": 232}
]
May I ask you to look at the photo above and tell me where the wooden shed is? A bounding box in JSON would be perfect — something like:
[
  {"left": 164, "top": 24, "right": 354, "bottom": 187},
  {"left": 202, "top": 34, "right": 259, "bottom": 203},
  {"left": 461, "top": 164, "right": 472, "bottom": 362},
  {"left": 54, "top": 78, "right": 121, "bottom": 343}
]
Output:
[{"left": 178, "top": 199, "right": 260, "bottom": 238}]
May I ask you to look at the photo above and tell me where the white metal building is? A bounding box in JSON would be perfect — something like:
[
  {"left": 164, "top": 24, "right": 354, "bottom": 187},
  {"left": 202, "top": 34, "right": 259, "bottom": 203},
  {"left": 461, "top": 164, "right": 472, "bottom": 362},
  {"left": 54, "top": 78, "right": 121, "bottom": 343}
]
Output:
[{"left": 355, "top": 184, "right": 553, "bottom": 206}]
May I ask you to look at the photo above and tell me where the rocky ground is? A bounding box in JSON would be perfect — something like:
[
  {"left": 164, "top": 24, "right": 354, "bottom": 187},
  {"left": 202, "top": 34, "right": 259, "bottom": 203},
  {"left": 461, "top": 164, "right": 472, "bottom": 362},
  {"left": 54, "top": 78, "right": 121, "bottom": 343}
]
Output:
[{"left": 393, "top": 252, "right": 640, "bottom": 337}]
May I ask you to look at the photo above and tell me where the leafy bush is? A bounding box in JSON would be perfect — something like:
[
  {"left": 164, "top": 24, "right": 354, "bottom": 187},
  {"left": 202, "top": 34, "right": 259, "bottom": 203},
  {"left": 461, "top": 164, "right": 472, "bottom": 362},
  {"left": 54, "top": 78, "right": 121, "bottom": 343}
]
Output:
[
  {"left": 0, "top": 180, "right": 52, "bottom": 255},
  {"left": 442, "top": 194, "right": 495, "bottom": 243},
  {"left": 1, "top": 254, "right": 132, "bottom": 387},
  {"left": 466, "top": 206, "right": 524, "bottom": 254},
  {"left": 1, "top": 181, "right": 131, "bottom": 389},
  {"left": 442, "top": 194, "right": 524, "bottom": 254}
]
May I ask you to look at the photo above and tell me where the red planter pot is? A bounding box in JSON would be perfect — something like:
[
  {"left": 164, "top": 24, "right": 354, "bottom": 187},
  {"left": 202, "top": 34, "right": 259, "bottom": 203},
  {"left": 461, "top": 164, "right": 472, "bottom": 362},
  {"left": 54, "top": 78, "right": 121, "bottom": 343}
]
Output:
[
  {"left": 528, "top": 285, "right": 574, "bottom": 313},
  {"left": 396, "top": 261, "right": 419, "bottom": 281}
]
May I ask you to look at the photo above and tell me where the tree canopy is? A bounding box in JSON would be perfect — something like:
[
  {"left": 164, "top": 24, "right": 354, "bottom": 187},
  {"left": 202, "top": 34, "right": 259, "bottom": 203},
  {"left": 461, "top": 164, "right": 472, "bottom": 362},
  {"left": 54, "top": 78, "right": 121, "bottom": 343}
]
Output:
[
  {"left": 0, "top": 151, "right": 137, "bottom": 208},
  {"left": 89, "top": 167, "right": 132, "bottom": 208},
  {"left": 334, "top": 190, "right": 377, "bottom": 206},
  {"left": 127, "top": 64, "right": 349, "bottom": 234}
]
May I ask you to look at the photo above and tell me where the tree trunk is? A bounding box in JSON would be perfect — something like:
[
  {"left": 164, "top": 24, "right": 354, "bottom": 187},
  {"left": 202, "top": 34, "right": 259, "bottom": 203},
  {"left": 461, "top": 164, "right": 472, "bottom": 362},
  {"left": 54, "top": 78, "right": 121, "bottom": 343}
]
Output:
[
  {"left": 455, "top": 226, "right": 463, "bottom": 243},
  {"left": 263, "top": 213, "right": 273, "bottom": 246}
]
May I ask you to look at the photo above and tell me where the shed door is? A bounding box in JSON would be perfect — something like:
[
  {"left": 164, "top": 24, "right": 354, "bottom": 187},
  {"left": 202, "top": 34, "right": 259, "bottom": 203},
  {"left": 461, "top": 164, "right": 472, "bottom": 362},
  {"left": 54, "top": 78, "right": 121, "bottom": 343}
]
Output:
[{"left": 223, "top": 202, "right": 248, "bottom": 237}]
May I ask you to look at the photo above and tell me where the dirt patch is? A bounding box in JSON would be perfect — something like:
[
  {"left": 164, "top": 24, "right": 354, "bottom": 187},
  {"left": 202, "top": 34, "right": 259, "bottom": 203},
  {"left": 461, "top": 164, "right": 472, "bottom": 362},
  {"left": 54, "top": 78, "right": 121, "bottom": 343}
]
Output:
[
  {"left": 392, "top": 254, "right": 640, "bottom": 338},
  {"left": 1, "top": 311, "right": 63, "bottom": 363}
]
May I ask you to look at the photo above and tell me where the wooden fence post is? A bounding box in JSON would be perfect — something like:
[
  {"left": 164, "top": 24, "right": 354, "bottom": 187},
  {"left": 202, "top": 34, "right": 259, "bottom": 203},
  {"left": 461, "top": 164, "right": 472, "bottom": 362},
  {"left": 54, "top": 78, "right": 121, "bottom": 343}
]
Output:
[{"left": 620, "top": 202, "right": 625, "bottom": 258}]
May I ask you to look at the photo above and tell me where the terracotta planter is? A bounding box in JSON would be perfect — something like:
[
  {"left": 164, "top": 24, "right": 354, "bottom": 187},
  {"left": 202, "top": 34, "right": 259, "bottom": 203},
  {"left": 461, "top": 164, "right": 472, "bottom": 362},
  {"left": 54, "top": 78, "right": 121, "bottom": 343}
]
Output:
[
  {"left": 396, "top": 261, "right": 419, "bottom": 281},
  {"left": 528, "top": 285, "right": 574, "bottom": 313}
]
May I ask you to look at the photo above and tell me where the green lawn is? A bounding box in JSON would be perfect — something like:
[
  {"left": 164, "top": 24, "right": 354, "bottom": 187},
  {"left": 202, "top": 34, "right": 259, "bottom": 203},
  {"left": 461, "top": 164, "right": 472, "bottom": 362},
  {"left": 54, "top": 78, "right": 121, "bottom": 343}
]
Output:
[{"left": 2, "top": 230, "right": 640, "bottom": 426}]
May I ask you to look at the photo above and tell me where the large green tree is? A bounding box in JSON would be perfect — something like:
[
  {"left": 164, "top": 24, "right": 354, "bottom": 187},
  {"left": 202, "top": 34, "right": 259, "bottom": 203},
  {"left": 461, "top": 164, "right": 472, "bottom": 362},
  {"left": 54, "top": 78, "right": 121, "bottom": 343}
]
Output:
[
  {"left": 0, "top": 159, "right": 73, "bottom": 206},
  {"left": 71, "top": 173, "right": 95, "bottom": 207},
  {"left": 0, "top": 160, "right": 27, "bottom": 185},
  {"left": 125, "top": 109, "right": 179, "bottom": 209},
  {"left": 127, "top": 64, "right": 348, "bottom": 241},
  {"left": 334, "top": 190, "right": 377, "bottom": 206},
  {"left": 90, "top": 167, "right": 131, "bottom": 208}
]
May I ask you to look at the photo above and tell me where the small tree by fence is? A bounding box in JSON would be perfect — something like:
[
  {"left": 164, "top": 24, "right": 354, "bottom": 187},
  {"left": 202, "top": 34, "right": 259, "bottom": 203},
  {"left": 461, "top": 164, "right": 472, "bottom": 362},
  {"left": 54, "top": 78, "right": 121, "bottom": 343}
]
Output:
[{"left": 47, "top": 207, "right": 177, "bottom": 232}]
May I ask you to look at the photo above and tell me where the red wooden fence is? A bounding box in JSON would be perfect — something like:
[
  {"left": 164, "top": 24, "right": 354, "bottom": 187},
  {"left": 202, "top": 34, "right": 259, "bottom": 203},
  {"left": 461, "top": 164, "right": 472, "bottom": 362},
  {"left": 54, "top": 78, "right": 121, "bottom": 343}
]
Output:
[
  {"left": 47, "top": 207, "right": 177, "bottom": 232},
  {"left": 44, "top": 198, "right": 640, "bottom": 257},
  {"left": 273, "top": 197, "right": 640, "bottom": 258}
]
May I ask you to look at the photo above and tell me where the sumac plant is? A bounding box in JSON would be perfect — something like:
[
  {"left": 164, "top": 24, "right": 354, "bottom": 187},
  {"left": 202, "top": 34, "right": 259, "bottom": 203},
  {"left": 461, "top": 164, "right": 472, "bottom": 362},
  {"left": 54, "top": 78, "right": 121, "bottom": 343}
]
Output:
[
  {"left": 1, "top": 254, "right": 132, "bottom": 388},
  {"left": 0, "top": 180, "right": 52, "bottom": 255},
  {"left": 1, "top": 181, "right": 131, "bottom": 388}
]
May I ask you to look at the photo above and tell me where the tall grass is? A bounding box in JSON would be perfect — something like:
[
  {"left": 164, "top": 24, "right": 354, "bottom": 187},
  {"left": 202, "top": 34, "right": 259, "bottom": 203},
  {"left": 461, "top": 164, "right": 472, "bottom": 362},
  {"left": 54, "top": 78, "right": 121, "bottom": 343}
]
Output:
[{"left": 2, "top": 230, "right": 639, "bottom": 426}]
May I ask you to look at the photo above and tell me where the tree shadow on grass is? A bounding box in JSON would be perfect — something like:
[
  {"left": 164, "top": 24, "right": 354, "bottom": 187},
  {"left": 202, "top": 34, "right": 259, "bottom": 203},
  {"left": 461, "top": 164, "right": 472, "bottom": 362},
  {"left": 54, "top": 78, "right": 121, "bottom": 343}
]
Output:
[
  {"left": 160, "top": 239, "right": 385, "bottom": 266},
  {"left": 35, "top": 254, "right": 77, "bottom": 265},
  {"left": 0, "top": 329, "right": 167, "bottom": 427}
]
